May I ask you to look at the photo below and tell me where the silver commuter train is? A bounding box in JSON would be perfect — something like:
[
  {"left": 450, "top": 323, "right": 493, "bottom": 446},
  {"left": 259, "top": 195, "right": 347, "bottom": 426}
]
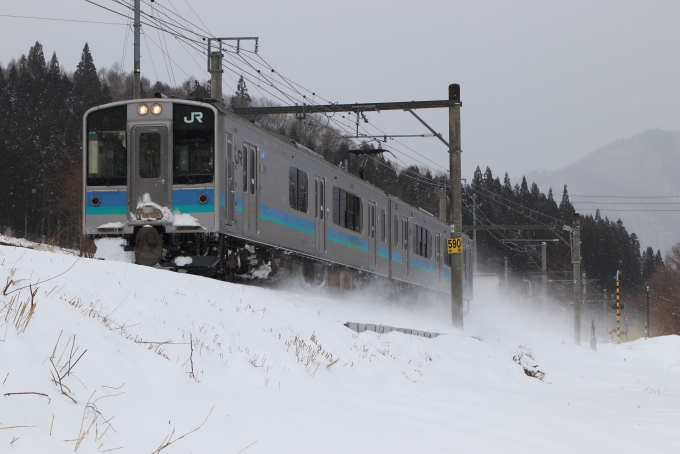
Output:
[{"left": 83, "top": 98, "right": 472, "bottom": 298}]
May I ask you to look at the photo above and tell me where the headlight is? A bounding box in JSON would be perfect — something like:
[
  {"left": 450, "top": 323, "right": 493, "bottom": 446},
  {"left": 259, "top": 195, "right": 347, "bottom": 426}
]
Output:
[
  {"left": 137, "top": 104, "right": 149, "bottom": 115},
  {"left": 151, "top": 104, "right": 162, "bottom": 115}
]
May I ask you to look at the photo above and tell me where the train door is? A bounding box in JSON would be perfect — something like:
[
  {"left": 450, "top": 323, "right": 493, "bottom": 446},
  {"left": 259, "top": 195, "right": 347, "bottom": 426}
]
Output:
[
  {"left": 435, "top": 232, "right": 442, "bottom": 282},
  {"left": 247, "top": 143, "right": 259, "bottom": 233},
  {"left": 241, "top": 144, "right": 249, "bottom": 230},
  {"left": 402, "top": 217, "right": 410, "bottom": 276},
  {"left": 224, "top": 132, "right": 234, "bottom": 225},
  {"left": 130, "top": 125, "right": 169, "bottom": 209},
  {"left": 315, "top": 176, "right": 326, "bottom": 253},
  {"left": 368, "top": 201, "right": 377, "bottom": 269},
  {"left": 390, "top": 208, "right": 402, "bottom": 280}
]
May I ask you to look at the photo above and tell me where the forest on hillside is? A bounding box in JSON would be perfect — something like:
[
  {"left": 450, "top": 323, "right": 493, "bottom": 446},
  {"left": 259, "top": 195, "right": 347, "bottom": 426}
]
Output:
[{"left": 0, "top": 41, "right": 677, "bottom": 335}]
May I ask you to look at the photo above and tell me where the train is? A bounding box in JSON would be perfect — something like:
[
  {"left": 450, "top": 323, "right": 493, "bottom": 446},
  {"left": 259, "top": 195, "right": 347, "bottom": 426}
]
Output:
[{"left": 83, "top": 97, "right": 472, "bottom": 299}]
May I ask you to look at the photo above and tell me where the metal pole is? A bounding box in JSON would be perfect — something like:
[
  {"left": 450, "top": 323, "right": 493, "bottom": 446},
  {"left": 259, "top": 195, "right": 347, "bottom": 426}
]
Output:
[
  {"left": 603, "top": 288, "right": 607, "bottom": 335},
  {"left": 472, "top": 193, "right": 478, "bottom": 274},
  {"left": 209, "top": 39, "right": 224, "bottom": 101},
  {"left": 616, "top": 270, "right": 621, "bottom": 343},
  {"left": 582, "top": 271, "right": 587, "bottom": 319},
  {"left": 572, "top": 213, "right": 581, "bottom": 345},
  {"left": 645, "top": 282, "right": 650, "bottom": 339},
  {"left": 541, "top": 242, "right": 547, "bottom": 312},
  {"left": 438, "top": 188, "right": 446, "bottom": 222},
  {"left": 504, "top": 256, "right": 508, "bottom": 291},
  {"left": 449, "top": 84, "right": 463, "bottom": 329},
  {"left": 133, "top": 0, "right": 141, "bottom": 99}
]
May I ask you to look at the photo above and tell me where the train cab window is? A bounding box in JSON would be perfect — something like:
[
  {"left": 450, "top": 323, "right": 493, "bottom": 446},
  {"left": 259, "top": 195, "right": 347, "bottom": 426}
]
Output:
[
  {"left": 381, "top": 209, "right": 386, "bottom": 242},
  {"left": 172, "top": 104, "right": 215, "bottom": 184},
  {"left": 289, "top": 166, "right": 308, "bottom": 212},
  {"left": 139, "top": 132, "right": 161, "bottom": 178},
  {"left": 242, "top": 145, "right": 248, "bottom": 192},
  {"left": 86, "top": 105, "right": 127, "bottom": 186},
  {"left": 393, "top": 215, "right": 399, "bottom": 247},
  {"left": 332, "top": 187, "right": 362, "bottom": 233}
]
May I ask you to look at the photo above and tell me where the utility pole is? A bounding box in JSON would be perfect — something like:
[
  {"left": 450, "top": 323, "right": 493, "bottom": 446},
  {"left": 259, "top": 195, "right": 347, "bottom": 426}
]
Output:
[
  {"left": 541, "top": 242, "right": 547, "bottom": 312},
  {"left": 572, "top": 213, "right": 581, "bottom": 345},
  {"left": 645, "top": 282, "right": 650, "bottom": 340},
  {"left": 449, "top": 84, "right": 463, "bottom": 329},
  {"left": 207, "top": 38, "right": 225, "bottom": 101},
  {"left": 603, "top": 288, "right": 607, "bottom": 334},
  {"left": 438, "top": 187, "right": 446, "bottom": 222},
  {"left": 504, "top": 256, "right": 508, "bottom": 292},
  {"left": 582, "top": 271, "right": 587, "bottom": 317},
  {"left": 133, "top": 0, "right": 141, "bottom": 99},
  {"left": 472, "top": 193, "right": 478, "bottom": 274},
  {"left": 616, "top": 270, "right": 621, "bottom": 343}
]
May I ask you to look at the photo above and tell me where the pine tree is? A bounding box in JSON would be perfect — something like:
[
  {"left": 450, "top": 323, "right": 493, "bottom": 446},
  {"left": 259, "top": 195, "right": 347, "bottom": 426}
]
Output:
[
  {"left": 231, "top": 75, "right": 252, "bottom": 108},
  {"left": 559, "top": 184, "right": 575, "bottom": 221},
  {"left": 71, "top": 43, "right": 107, "bottom": 119}
]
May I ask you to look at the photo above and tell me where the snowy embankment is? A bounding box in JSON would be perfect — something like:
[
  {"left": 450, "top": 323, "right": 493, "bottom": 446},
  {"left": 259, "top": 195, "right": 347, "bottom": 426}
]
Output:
[{"left": 0, "top": 245, "right": 678, "bottom": 453}]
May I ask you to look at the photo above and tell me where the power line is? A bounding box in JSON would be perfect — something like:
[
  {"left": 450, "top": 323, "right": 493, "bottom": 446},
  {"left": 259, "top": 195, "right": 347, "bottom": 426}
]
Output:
[
  {"left": 571, "top": 195, "right": 680, "bottom": 199},
  {"left": 0, "top": 13, "right": 126, "bottom": 25},
  {"left": 571, "top": 201, "right": 680, "bottom": 205}
]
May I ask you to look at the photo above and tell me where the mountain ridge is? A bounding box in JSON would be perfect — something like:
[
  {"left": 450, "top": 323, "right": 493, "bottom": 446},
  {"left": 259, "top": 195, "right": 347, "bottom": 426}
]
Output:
[{"left": 526, "top": 129, "right": 680, "bottom": 253}]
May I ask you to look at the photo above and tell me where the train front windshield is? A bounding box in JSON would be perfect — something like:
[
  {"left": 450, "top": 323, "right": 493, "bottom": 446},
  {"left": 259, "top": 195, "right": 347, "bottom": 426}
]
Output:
[
  {"left": 87, "top": 105, "right": 127, "bottom": 186},
  {"left": 172, "top": 104, "right": 215, "bottom": 185}
]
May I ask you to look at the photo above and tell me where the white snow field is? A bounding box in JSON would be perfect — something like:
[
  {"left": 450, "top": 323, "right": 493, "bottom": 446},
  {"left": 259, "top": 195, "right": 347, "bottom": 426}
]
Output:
[{"left": 1, "top": 245, "right": 678, "bottom": 453}]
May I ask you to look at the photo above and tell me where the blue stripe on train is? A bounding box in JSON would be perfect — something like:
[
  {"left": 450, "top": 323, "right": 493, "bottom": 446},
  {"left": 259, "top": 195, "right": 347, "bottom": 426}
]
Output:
[
  {"left": 235, "top": 195, "right": 244, "bottom": 213},
  {"left": 410, "top": 256, "right": 436, "bottom": 274},
  {"left": 377, "top": 245, "right": 389, "bottom": 260},
  {"left": 327, "top": 228, "right": 368, "bottom": 252},
  {"left": 260, "top": 204, "right": 315, "bottom": 235},
  {"left": 172, "top": 188, "right": 215, "bottom": 213},
  {"left": 391, "top": 250, "right": 403, "bottom": 264},
  {"left": 85, "top": 191, "right": 127, "bottom": 215}
]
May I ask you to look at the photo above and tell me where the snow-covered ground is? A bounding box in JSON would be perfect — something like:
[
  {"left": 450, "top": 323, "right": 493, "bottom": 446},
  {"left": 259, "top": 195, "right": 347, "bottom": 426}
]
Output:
[{"left": 1, "top": 244, "right": 678, "bottom": 453}]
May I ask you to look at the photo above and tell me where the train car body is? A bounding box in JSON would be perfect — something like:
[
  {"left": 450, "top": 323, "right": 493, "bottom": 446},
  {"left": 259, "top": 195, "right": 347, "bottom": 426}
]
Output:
[{"left": 83, "top": 98, "right": 472, "bottom": 300}]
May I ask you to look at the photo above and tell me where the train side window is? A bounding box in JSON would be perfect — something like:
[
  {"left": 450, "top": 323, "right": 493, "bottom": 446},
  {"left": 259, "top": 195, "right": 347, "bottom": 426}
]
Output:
[
  {"left": 289, "top": 166, "right": 308, "bottom": 212},
  {"left": 242, "top": 145, "right": 248, "bottom": 192},
  {"left": 413, "top": 224, "right": 431, "bottom": 257},
  {"left": 226, "top": 133, "right": 233, "bottom": 179},
  {"left": 319, "top": 182, "right": 324, "bottom": 220},
  {"left": 332, "top": 187, "right": 362, "bottom": 233},
  {"left": 249, "top": 148, "right": 256, "bottom": 194},
  {"left": 381, "top": 209, "right": 386, "bottom": 242},
  {"left": 314, "top": 180, "right": 318, "bottom": 218},
  {"left": 393, "top": 215, "right": 399, "bottom": 247},
  {"left": 369, "top": 204, "right": 375, "bottom": 239},
  {"left": 445, "top": 236, "right": 452, "bottom": 266}
]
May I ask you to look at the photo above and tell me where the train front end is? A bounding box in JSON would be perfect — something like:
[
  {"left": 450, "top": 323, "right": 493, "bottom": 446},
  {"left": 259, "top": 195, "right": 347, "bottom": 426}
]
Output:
[{"left": 83, "top": 100, "right": 219, "bottom": 266}]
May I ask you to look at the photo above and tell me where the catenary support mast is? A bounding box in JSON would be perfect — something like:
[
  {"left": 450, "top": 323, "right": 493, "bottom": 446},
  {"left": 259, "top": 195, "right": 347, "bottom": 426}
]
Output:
[
  {"left": 572, "top": 213, "right": 581, "bottom": 345},
  {"left": 449, "top": 84, "right": 463, "bottom": 329},
  {"left": 133, "top": 0, "right": 141, "bottom": 99}
]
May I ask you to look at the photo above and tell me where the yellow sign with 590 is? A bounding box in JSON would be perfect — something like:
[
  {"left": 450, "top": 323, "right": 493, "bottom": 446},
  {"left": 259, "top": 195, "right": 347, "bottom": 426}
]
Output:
[{"left": 447, "top": 238, "right": 462, "bottom": 254}]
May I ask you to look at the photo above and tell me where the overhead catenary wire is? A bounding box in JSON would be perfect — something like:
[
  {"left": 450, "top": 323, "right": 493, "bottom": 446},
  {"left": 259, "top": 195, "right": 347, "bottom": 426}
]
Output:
[{"left": 94, "top": 0, "right": 454, "bottom": 184}]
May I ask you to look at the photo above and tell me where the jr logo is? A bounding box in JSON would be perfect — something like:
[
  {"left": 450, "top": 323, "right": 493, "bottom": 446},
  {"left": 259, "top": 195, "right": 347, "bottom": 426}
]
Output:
[{"left": 184, "top": 112, "right": 203, "bottom": 124}]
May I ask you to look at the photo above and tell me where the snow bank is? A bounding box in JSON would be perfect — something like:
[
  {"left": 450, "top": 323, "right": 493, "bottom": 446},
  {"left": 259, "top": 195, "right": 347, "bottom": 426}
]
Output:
[
  {"left": 0, "top": 245, "right": 678, "bottom": 453},
  {"left": 94, "top": 237, "right": 134, "bottom": 263},
  {"left": 174, "top": 256, "right": 193, "bottom": 266}
]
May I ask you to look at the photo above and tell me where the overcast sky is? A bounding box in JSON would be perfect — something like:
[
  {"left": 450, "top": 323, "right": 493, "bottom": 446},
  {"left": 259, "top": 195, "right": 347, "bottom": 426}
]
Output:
[{"left": 3, "top": 0, "right": 679, "bottom": 182}]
